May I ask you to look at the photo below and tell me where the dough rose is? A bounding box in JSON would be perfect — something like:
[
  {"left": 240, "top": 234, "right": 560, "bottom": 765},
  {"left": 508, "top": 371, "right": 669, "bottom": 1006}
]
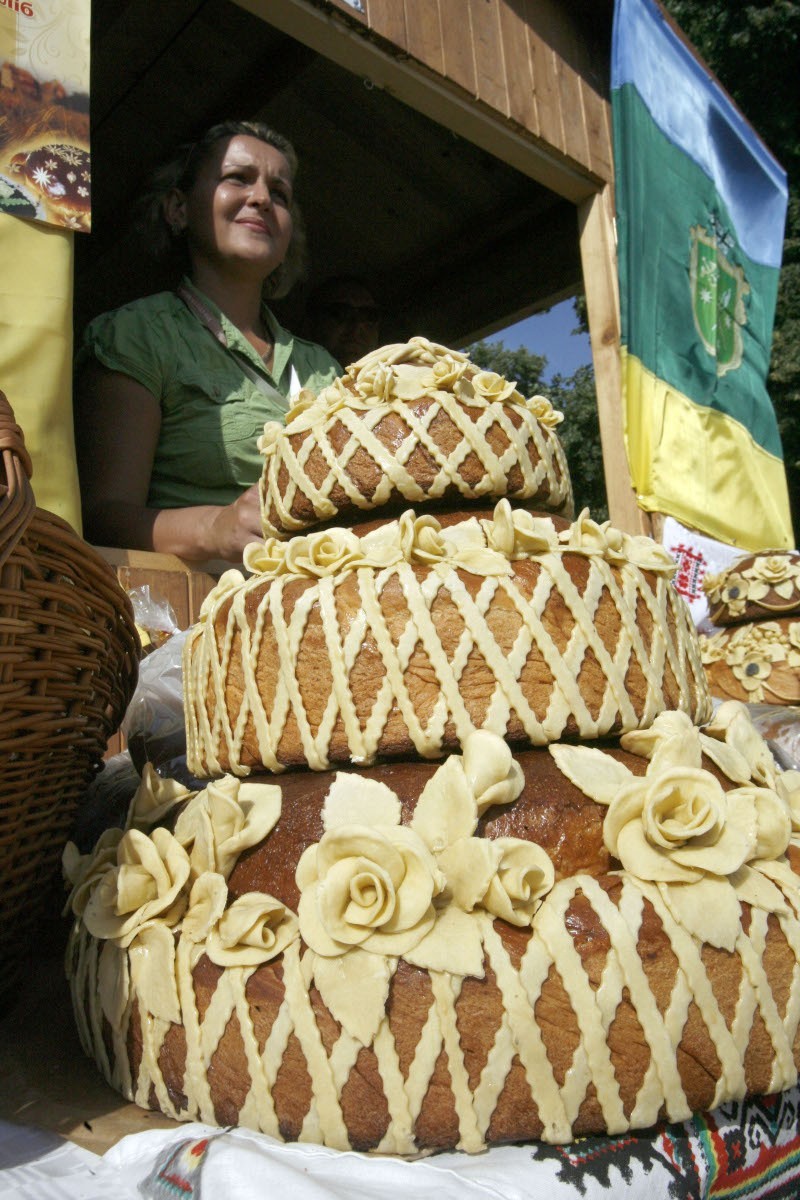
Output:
[
  {"left": 296, "top": 824, "right": 443, "bottom": 958},
  {"left": 603, "top": 767, "right": 757, "bottom": 884},
  {"left": 481, "top": 837, "right": 555, "bottom": 926},
  {"left": 82, "top": 827, "right": 190, "bottom": 947}
]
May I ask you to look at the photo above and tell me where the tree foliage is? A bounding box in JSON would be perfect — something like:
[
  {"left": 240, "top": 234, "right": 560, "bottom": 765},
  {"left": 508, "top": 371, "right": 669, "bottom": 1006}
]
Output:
[{"left": 467, "top": 338, "right": 609, "bottom": 521}]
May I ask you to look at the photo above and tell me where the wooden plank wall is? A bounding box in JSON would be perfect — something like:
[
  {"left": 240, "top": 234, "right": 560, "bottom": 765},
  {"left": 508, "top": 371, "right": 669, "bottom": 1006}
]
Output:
[{"left": 324, "top": 0, "right": 613, "bottom": 186}]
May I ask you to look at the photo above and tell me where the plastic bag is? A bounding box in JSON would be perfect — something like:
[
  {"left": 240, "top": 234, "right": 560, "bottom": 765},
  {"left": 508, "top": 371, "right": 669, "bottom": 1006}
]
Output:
[
  {"left": 747, "top": 704, "right": 800, "bottom": 771},
  {"left": 121, "top": 628, "right": 190, "bottom": 777},
  {"left": 127, "top": 584, "right": 181, "bottom": 654}
]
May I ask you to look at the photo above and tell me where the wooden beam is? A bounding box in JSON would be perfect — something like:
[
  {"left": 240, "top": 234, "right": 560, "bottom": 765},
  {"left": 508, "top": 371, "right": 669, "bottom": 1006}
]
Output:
[
  {"left": 577, "top": 185, "right": 650, "bottom": 535},
  {"left": 232, "top": 0, "right": 603, "bottom": 203}
]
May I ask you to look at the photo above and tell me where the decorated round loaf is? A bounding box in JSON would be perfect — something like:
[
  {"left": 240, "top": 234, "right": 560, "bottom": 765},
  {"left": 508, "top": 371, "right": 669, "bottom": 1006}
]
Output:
[
  {"left": 184, "top": 503, "right": 711, "bottom": 776},
  {"left": 258, "top": 338, "right": 572, "bottom": 539},
  {"left": 704, "top": 552, "right": 800, "bottom": 627},
  {"left": 65, "top": 709, "right": 800, "bottom": 1153},
  {"left": 700, "top": 617, "right": 800, "bottom": 705}
]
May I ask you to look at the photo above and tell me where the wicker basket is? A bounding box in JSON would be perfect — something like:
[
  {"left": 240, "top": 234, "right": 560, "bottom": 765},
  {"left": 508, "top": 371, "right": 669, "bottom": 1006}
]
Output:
[{"left": 0, "top": 391, "right": 140, "bottom": 1005}]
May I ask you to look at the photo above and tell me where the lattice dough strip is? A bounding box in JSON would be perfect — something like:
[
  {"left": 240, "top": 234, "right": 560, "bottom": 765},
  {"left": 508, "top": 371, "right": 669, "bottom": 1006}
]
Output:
[
  {"left": 295, "top": 1022, "right": 363, "bottom": 1149},
  {"left": 512, "top": 925, "right": 576, "bottom": 1142},
  {"left": 244, "top": 577, "right": 365, "bottom": 769},
  {"left": 232, "top": 968, "right": 283, "bottom": 1135},
  {"left": 498, "top": 570, "right": 609, "bottom": 741},
  {"left": 421, "top": 574, "right": 510, "bottom": 741},
  {"left": 639, "top": 882, "right": 748, "bottom": 1107},
  {"left": 558, "top": 942, "right": 628, "bottom": 1125},
  {"left": 563, "top": 558, "right": 676, "bottom": 731},
  {"left": 402, "top": 987, "right": 449, "bottom": 1127},
  {"left": 535, "top": 881, "right": 627, "bottom": 1132},
  {"left": 268, "top": 396, "right": 566, "bottom": 530},
  {"left": 356, "top": 570, "right": 441, "bottom": 756},
  {"left": 450, "top": 401, "right": 564, "bottom": 497},
  {"left": 627, "top": 575, "right": 694, "bottom": 722},
  {"left": 360, "top": 566, "right": 477, "bottom": 754},
  {"left": 279, "top": 942, "right": 351, "bottom": 1150},
  {"left": 542, "top": 559, "right": 638, "bottom": 733},
  {"left": 174, "top": 939, "right": 214, "bottom": 1122},
  {"left": 777, "top": 912, "right": 800, "bottom": 1051},
  {"left": 738, "top": 911, "right": 797, "bottom": 1092},
  {"left": 475, "top": 578, "right": 533, "bottom": 734},
  {"left": 374, "top": 399, "right": 511, "bottom": 496},
  {"left": 188, "top": 610, "right": 238, "bottom": 777},
  {"left": 412, "top": 403, "right": 523, "bottom": 497},
  {"left": 491, "top": 408, "right": 555, "bottom": 495},
  {"left": 430, "top": 971, "right": 484, "bottom": 1152},
  {"left": 372, "top": 1018, "right": 418, "bottom": 1156},
  {"left": 311, "top": 577, "right": 372, "bottom": 762},
  {"left": 316, "top": 412, "right": 416, "bottom": 507},
  {"left": 470, "top": 922, "right": 548, "bottom": 1142},
  {"left": 614, "top": 883, "right": 682, "bottom": 1130},
  {"left": 442, "top": 570, "right": 575, "bottom": 743},
  {"left": 648, "top": 579, "right": 707, "bottom": 719},
  {"left": 197, "top": 594, "right": 256, "bottom": 775},
  {"left": 297, "top": 407, "right": 434, "bottom": 516},
  {"left": 229, "top": 589, "right": 262, "bottom": 768}
]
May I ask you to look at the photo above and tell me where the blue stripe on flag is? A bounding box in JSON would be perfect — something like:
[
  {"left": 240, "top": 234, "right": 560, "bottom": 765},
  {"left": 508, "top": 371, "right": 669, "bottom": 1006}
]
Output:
[{"left": 612, "top": 0, "right": 787, "bottom": 268}]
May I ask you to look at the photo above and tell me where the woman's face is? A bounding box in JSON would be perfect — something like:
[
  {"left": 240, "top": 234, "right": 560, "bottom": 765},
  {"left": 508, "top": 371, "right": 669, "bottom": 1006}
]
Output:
[{"left": 173, "top": 134, "right": 294, "bottom": 280}]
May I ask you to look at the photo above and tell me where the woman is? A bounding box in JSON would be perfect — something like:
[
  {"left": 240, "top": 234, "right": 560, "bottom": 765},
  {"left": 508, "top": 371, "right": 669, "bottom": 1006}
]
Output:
[{"left": 74, "top": 120, "right": 341, "bottom": 563}]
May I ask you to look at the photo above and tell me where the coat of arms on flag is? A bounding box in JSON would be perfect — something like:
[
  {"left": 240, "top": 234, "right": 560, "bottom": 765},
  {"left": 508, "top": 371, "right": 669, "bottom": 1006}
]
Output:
[{"left": 689, "top": 222, "right": 750, "bottom": 377}]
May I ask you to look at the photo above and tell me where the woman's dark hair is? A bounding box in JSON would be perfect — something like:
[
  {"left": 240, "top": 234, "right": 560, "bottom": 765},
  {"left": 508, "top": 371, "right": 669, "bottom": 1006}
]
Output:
[{"left": 136, "top": 119, "right": 308, "bottom": 299}]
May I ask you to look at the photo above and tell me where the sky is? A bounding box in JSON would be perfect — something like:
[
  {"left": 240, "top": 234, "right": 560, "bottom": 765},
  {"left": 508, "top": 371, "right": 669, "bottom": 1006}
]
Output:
[{"left": 486, "top": 298, "right": 593, "bottom": 381}]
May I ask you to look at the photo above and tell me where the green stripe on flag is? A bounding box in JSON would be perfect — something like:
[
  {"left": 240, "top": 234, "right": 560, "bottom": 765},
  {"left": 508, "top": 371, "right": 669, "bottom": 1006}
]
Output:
[{"left": 614, "top": 82, "right": 783, "bottom": 459}]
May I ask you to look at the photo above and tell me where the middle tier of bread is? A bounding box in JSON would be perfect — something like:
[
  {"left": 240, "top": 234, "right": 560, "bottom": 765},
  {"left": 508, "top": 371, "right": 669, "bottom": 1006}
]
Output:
[{"left": 185, "top": 505, "right": 711, "bottom": 776}]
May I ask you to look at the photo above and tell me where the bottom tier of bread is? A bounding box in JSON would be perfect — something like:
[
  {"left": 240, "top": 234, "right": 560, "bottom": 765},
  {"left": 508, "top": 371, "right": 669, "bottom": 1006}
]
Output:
[{"left": 66, "top": 713, "right": 800, "bottom": 1154}]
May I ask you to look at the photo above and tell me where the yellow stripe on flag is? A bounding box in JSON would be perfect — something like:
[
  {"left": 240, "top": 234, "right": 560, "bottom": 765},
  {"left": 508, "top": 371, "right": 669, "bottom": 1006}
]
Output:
[{"left": 622, "top": 349, "right": 792, "bottom": 551}]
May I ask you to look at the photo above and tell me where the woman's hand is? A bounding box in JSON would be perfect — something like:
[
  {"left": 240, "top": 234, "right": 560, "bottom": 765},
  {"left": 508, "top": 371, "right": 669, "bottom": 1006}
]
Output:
[
  {"left": 131, "top": 485, "right": 264, "bottom": 564},
  {"left": 205, "top": 484, "right": 263, "bottom": 561}
]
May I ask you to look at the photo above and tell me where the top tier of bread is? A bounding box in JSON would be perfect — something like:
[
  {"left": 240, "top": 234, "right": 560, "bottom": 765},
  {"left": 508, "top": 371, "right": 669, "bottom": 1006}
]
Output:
[{"left": 258, "top": 337, "right": 573, "bottom": 539}]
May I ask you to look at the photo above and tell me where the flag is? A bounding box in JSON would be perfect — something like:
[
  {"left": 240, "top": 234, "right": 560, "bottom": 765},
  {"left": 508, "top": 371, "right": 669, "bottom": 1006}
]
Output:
[{"left": 611, "top": 0, "right": 793, "bottom": 550}]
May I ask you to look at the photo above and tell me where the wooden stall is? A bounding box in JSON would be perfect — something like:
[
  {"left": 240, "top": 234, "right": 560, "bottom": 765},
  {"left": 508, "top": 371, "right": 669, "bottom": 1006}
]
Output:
[{"left": 79, "top": 0, "right": 640, "bottom": 550}]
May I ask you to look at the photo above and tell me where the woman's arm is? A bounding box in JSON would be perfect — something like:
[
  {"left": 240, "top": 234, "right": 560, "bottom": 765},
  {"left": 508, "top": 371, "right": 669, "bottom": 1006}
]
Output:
[{"left": 75, "top": 362, "right": 262, "bottom": 562}]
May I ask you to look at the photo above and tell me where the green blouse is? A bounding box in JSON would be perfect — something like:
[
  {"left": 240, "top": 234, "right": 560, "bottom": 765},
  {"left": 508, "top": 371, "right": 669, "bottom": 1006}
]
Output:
[{"left": 77, "top": 280, "right": 341, "bottom": 508}]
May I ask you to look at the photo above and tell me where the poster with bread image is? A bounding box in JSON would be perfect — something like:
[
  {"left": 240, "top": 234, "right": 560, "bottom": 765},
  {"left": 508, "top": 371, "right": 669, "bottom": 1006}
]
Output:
[{"left": 0, "top": 0, "right": 90, "bottom": 230}]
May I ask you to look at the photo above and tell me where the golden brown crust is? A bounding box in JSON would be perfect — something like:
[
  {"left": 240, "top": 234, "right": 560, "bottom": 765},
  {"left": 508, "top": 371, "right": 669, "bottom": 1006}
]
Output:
[
  {"left": 700, "top": 617, "right": 800, "bottom": 705},
  {"left": 706, "top": 552, "right": 800, "bottom": 627},
  {"left": 69, "top": 740, "right": 800, "bottom": 1153},
  {"left": 186, "top": 547, "right": 709, "bottom": 776},
  {"left": 116, "top": 875, "right": 800, "bottom": 1151},
  {"left": 262, "top": 395, "right": 573, "bottom": 539}
]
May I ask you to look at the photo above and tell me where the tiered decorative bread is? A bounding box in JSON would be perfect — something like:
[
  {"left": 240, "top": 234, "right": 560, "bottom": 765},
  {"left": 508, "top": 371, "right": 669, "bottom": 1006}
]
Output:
[
  {"left": 257, "top": 337, "right": 572, "bottom": 537},
  {"left": 183, "top": 502, "right": 709, "bottom": 775},
  {"left": 66, "top": 344, "right": 800, "bottom": 1155},
  {"left": 700, "top": 551, "right": 800, "bottom": 705}
]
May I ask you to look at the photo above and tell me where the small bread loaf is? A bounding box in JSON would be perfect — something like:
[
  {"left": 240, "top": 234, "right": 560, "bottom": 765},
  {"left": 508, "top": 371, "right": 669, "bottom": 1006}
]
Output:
[
  {"left": 258, "top": 338, "right": 572, "bottom": 539},
  {"left": 700, "top": 617, "right": 800, "bottom": 704},
  {"left": 704, "top": 551, "right": 800, "bottom": 627},
  {"left": 184, "top": 504, "right": 710, "bottom": 775}
]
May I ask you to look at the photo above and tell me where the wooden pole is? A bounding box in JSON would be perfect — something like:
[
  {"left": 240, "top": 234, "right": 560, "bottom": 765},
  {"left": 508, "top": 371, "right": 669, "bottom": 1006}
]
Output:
[{"left": 577, "top": 184, "right": 651, "bottom": 536}]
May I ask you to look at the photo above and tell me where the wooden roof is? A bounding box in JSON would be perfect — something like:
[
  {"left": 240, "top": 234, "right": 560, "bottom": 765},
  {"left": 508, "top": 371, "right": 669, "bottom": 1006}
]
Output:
[{"left": 77, "top": 0, "right": 614, "bottom": 349}]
